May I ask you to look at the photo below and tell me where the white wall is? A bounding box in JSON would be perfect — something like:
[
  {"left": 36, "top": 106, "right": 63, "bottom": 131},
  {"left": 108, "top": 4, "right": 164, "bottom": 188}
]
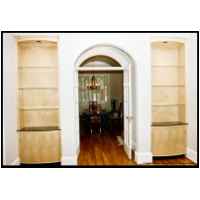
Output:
[
  {"left": 58, "top": 35, "right": 78, "bottom": 164},
  {"left": 133, "top": 37, "right": 152, "bottom": 163},
  {"left": 186, "top": 35, "right": 198, "bottom": 163},
  {"left": 3, "top": 34, "right": 18, "bottom": 165},
  {"left": 58, "top": 33, "right": 152, "bottom": 164}
]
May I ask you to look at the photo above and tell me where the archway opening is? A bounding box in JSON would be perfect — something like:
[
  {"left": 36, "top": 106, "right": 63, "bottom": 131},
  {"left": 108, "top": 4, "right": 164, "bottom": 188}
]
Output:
[{"left": 75, "top": 44, "right": 135, "bottom": 165}]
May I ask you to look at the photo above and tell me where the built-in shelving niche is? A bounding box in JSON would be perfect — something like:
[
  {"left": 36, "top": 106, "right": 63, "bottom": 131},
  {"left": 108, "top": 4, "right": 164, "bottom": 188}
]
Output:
[
  {"left": 17, "top": 39, "right": 61, "bottom": 164},
  {"left": 151, "top": 41, "right": 187, "bottom": 156}
]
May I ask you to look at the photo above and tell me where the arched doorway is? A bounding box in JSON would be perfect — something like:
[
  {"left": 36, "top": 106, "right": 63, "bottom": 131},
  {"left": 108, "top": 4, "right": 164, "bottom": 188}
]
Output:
[{"left": 74, "top": 44, "right": 136, "bottom": 164}]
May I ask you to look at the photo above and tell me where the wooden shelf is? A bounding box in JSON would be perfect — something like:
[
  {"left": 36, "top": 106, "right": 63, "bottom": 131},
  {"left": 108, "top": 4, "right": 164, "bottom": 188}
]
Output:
[
  {"left": 19, "top": 66, "right": 57, "bottom": 69},
  {"left": 17, "top": 126, "right": 60, "bottom": 132},
  {"left": 152, "top": 121, "right": 188, "bottom": 127},
  {"left": 152, "top": 85, "right": 185, "bottom": 87},
  {"left": 152, "top": 65, "right": 184, "bottom": 68},
  {"left": 152, "top": 104, "right": 185, "bottom": 107},
  {"left": 19, "top": 106, "right": 59, "bottom": 111},
  {"left": 19, "top": 87, "right": 58, "bottom": 90}
]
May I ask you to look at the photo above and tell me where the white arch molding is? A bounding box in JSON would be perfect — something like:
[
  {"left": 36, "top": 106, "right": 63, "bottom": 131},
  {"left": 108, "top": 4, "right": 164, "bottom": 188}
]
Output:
[
  {"left": 75, "top": 44, "right": 133, "bottom": 69},
  {"left": 74, "top": 44, "right": 136, "bottom": 162}
]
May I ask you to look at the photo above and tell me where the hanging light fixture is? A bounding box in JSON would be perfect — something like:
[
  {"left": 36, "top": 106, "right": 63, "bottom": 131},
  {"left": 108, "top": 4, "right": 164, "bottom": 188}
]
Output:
[{"left": 87, "top": 75, "right": 100, "bottom": 90}]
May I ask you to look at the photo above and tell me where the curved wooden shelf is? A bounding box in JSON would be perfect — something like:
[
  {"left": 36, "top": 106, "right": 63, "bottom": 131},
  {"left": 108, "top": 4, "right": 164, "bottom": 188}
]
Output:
[
  {"left": 152, "top": 122, "right": 188, "bottom": 127},
  {"left": 152, "top": 85, "right": 185, "bottom": 87},
  {"left": 19, "top": 106, "right": 59, "bottom": 111},
  {"left": 152, "top": 65, "right": 184, "bottom": 68},
  {"left": 152, "top": 104, "right": 185, "bottom": 107},
  {"left": 19, "top": 66, "right": 57, "bottom": 69},
  {"left": 19, "top": 87, "right": 58, "bottom": 90},
  {"left": 17, "top": 126, "right": 60, "bottom": 132}
]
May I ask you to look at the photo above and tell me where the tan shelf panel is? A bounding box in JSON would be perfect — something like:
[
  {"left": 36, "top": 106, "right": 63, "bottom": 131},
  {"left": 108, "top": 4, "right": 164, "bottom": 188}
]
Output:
[
  {"left": 151, "top": 42, "right": 185, "bottom": 66},
  {"left": 152, "top": 125, "right": 187, "bottom": 156},
  {"left": 19, "top": 109, "right": 59, "bottom": 128},
  {"left": 19, "top": 89, "right": 59, "bottom": 107},
  {"left": 152, "top": 106, "right": 179, "bottom": 122},
  {"left": 152, "top": 105, "right": 185, "bottom": 123},
  {"left": 19, "top": 131, "right": 61, "bottom": 164},
  {"left": 19, "top": 67, "right": 58, "bottom": 88},
  {"left": 152, "top": 67, "right": 185, "bottom": 86},
  {"left": 152, "top": 87, "right": 185, "bottom": 105},
  {"left": 18, "top": 41, "right": 58, "bottom": 67}
]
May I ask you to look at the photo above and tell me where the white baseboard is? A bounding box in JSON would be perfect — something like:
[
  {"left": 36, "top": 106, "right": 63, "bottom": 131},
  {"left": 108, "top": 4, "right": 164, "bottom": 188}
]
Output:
[
  {"left": 61, "top": 147, "right": 80, "bottom": 166},
  {"left": 186, "top": 148, "right": 197, "bottom": 163},
  {"left": 135, "top": 151, "right": 153, "bottom": 164},
  {"left": 61, "top": 156, "right": 77, "bottom": 165},
  {"left": 11, "top": 158, "right": 20, "bottom": 166}
]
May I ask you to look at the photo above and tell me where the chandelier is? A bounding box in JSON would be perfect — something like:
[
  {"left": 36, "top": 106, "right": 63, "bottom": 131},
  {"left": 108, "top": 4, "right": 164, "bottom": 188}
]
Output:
[{"left": 86, "top": 75, "right": 100, "bottom": 90}]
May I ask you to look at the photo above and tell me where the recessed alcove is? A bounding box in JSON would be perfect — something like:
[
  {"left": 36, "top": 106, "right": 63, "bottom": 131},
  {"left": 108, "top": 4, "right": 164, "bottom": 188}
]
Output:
[
  {"left": 151, "top": 41, "right": 187, "bottom": 156},
  {"left": 17, "top": 39, "right": 61, "bottom": 164}
]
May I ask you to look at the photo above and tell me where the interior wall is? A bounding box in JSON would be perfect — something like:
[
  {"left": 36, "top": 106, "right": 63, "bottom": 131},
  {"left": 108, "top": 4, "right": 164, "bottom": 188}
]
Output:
[
  {"left": 186, "top": 35, "right": 198, "bottom": 162},
  {"left": 110, "top": 73, "right": 123, "bottom": 108},
  {"left": 3, "top": 34, "right": 18, "bottom": 165},
  {"left": 58, "top": 33, "right": 152, "bottom": 164}
]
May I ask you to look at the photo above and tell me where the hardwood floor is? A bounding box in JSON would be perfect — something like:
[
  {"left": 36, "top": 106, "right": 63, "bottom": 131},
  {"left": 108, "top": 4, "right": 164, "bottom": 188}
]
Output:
[
  {"left": 78, "top": 134, "right": 134, "bottom": 165},
  {"left": 152, "top": 156, "right": 195, "bottom": 165},
  {"left": 78, "top": 133, "right": 196, "bottom": 166}
]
